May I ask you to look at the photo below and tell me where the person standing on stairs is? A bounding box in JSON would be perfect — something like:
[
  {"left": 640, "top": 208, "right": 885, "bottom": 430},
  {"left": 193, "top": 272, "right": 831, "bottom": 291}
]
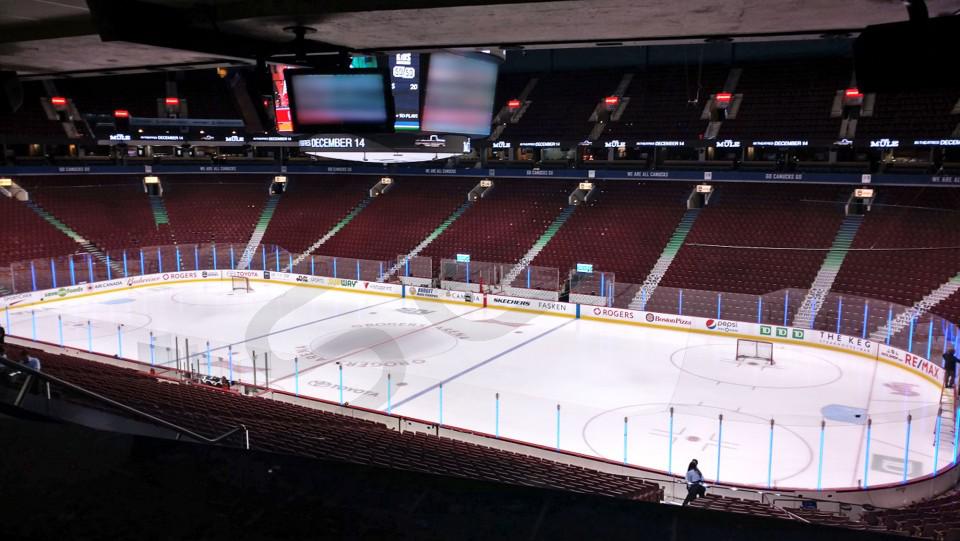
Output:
[{"left": 943, "top": 348, "right": 958, "bottom": 389}]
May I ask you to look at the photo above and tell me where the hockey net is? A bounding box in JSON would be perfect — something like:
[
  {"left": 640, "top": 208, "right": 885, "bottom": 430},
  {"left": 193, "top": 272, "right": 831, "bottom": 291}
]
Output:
[
  {"left": 231, "top": 276, "right": 252, "bottom": 293},
  {"left": 736, "top": 339, "right": 774, "bottom": 365}
]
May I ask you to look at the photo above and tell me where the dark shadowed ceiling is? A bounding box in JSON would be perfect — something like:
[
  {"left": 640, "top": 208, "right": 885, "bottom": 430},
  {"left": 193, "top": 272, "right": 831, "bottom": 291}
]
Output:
[{"left": 2, "top": 0, "right": 959, "bottom": 77}]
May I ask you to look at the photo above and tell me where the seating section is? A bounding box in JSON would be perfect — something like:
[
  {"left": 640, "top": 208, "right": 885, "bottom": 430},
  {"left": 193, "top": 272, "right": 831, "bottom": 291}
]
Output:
[
  {"left": 21, "top": 176, "right": 171, "bottom": 250},
  {"left": 0, "top": 195, "right": 78, "bottom": 265},
  {"left": 2, "top": 176, "right": 960, "bottom": 332},
  {"left": 857, "top": 89, "right": 960, "bottom": 142},
  {"left": 832, "top": 187, "right": 960, "bottom": 308},
  {"left": 162, "top": 177, "right": 270, "bottom": 244},
  {"left": 318, "top": 177, "right": 477, "bottom": 262},
  {"left": 500, "top": 70, "right": 624, "bottom": 143},
  {"left": 689, "top": 495, "right": 894, "bottom": 536},
  {"left": 10, "top": 347, "right": 661, "bottom": 502},
  {"left": 719, "top": 60, "right": 851, "bottom": 142},
  {"left": 60, "top": 73, "right": 167, "bottom": 119},
  {"left": 0, "top": 81, "right": 67, "bottom": 140},
  {"left": 420, "top": 179, "right": 575, "bottom": 274},
  {"left": 605, "top": 65, "right": 728, "bottom": 141},
  {"left": 658, "top": 184, "right": 848, "bottom": 295},
  {"left": 864, "top": 489, "right": 960, "bottom": 539},
  {"left": 261, "top": 176, "right": 371, "bottom": 254},
  {"left": 531, "top": 181, "right": 692, "bottom": 284},
  {"left": 60, "top": 71, "right": 241, "bottom": 119}
]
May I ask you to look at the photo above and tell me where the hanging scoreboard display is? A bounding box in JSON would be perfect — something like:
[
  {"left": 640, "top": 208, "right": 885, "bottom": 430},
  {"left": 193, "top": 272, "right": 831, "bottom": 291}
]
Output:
[{"left": 388, "top": 52, "right": 421, "bottom": 132}]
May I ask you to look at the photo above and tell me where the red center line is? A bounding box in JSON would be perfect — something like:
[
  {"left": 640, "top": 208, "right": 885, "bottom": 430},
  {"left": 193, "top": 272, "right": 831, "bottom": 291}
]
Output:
[{"left": 269, "top": 306, "right": 487, "bottom": 383}]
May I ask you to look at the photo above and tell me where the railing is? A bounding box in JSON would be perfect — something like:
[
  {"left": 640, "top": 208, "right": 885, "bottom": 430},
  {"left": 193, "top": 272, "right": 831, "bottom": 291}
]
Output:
[{"left": 0, "top": 355, "right": 249, "bottom": 448}]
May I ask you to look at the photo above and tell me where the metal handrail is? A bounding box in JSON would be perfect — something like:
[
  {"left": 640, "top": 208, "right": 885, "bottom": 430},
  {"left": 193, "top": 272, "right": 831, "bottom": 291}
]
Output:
[{"left": 0, "top": 355, "right": 249, "bottom": 449}]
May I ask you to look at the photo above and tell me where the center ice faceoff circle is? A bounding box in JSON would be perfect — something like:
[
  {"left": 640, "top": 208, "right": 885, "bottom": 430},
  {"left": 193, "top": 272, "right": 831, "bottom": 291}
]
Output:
[{"left": 295, "top": 321, "right": 460, "bottom": 368}]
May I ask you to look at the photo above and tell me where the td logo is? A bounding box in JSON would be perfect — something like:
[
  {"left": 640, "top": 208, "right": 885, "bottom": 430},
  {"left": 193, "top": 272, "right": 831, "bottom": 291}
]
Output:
[{"left": 760, "top": 325, "right": 772, "bottom": 336}]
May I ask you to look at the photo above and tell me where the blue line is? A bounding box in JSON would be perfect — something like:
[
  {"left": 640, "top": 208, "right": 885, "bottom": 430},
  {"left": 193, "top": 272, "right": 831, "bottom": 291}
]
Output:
[{"left": 392, "top": 319, "right": 576, "bottom": 409}]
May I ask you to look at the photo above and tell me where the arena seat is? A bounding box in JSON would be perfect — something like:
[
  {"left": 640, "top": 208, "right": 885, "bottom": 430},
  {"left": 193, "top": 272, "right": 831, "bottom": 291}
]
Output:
[
  {"left": 317, "top": 177, "right": 478, "bottom": 262},
  {"left": 499, "top": 70, "right": 624, "bottom": 144},
  {"left": 0, "top": 193, "right": 78, "bottom": 265},
  {"left": 419, "top": 179, "right": 576, "bottom": 276},
  {"left": 10, "top": 347, "right": 662, "bottom": 503},
  {"left": 831, "top": 187, "right": 960, "bottom": 309},
  {"left": 530, "top": 181, "right": 693, "bottom": 285},
  {"left": 857, "top": 88, "right": 960, "bottom": 142},
  {"left": 657, "top": 183, "right": 848, "bottom": 296},
  {"left": 718, "top": 60, "right": 851, "bottom": 142},
  {"left": 20, "top": 175, "right": 171, "bottom": 250},
  {"left": 260, "top": 175, "right": 371, "bottom": 255},
  {"left": 604, "top": 65, "right": 728, "bottom": 142},
  {"left": 162, "top": 176, "right": 271, "bottom": 244}
]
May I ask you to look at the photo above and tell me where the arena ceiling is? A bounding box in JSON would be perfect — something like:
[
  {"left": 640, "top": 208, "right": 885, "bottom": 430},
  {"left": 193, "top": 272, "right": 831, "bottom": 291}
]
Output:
[{"left": 2, "top": 0, "right": 960, "bottom": 77}]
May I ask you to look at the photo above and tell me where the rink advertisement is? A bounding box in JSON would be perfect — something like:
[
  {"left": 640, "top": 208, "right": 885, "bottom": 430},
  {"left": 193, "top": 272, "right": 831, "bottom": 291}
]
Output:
[
  {"left": 878, "top": 344, "right": 943, "bottom": 382},
  {"left": 486, "top": 294, "right": 575, "bottom": 317}
]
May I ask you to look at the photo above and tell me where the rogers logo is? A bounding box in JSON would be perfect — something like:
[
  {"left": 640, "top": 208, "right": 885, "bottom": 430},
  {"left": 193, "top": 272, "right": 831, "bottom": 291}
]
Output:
[
  {"left": 593, "top": 307, "right": 635, "bottom": 320},
  {"left": 162, "top": 272, "right": 197, "bottom": 281}
]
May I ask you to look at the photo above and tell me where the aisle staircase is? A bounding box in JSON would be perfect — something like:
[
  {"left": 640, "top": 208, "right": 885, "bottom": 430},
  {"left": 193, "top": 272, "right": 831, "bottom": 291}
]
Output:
[
  {"left": 792, "top": 215, "right": 863, "bottom": 329},
  {"left": 285, "top": 197, "right": 372, "bottom": 271},
  {"left": 872, "top": 273, "right": 960, "bottom": 342},
  {"left": 237, "top": 194, "right": 280, "bottom": 270},
  {"left": 25, "top": 200, "right": 123, "bottom": 275},
  {"left": 382, "top": 201, "right": 473, "bottom": 280},
  {"left": 502, "top": 205, "right": 576, "bottom": 286},
  {"left": 148, "top": 195, "right": 169, "bottom": 226},
  {"left": 628, "top": 208, "right": 700, "bottom": 310}
]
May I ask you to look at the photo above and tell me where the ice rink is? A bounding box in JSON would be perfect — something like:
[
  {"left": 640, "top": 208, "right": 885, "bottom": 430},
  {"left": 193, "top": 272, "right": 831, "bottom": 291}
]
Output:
[{"left": 8, "top": 280, "right": 947, "bottom": 490}]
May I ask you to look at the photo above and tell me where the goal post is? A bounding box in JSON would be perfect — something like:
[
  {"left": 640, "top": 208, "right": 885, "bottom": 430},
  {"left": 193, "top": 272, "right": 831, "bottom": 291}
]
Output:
[
  {"left": 231, "top": 276, "right": 252, "bottom": 292},
  {"left": 736, "top": 339, "right": 774, "bottom": 365}
]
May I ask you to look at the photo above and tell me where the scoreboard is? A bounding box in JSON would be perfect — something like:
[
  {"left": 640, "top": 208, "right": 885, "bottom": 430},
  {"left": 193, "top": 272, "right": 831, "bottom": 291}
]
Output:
[{"left": 388, "top": 52, "right": 421, "bottom": 132}]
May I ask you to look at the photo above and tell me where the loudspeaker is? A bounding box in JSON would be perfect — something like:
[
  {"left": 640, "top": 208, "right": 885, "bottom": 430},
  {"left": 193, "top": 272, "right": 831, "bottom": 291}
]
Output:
[
  {"left": 0, "top": 71, "right": 23, "bottom": 114},
  {"left": 854, "top": 15, "right": 960, "bottom": 92}
]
